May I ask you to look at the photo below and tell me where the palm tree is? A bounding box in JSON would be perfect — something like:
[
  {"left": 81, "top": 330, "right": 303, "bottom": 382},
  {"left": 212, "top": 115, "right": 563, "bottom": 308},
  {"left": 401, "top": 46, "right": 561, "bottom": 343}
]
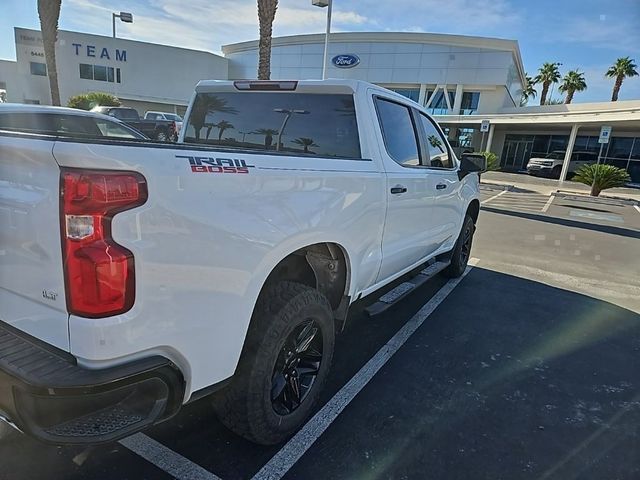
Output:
[
  {"left": 190, "top": 95, "right": 238, "bottom": 140},
  {"left": 255, "top": 128, "right": 279, "bottom": 148},
  {"left": 534, "top": 62, "right": 562, "bottom": 106},
  {"left": 292, "top": 137, "right": 319, "bottom": 153},
  {"left": 37, "top": 0, "right": 62, "bottom": 106},
  {"left": 215, "top": 120, "right": 235, "bottom": 140},
  {"left": 606, "top": 57, "right": 638, "bottom": 101},
  {"left": 520, "top": 74, "right": 537, "bottom": 106},
  {"left": 559, "top": 70, "right": 587, "bottom": 104},
  {"left": 257, "top": 0, "right": 278, "bottom": 80}
]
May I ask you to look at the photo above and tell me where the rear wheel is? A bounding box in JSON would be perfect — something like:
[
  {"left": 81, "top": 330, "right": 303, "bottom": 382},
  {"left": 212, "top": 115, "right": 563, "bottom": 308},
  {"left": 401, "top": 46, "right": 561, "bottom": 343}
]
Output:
[
  {"left": 155, "top": 129, "right": 168, "bottom": 142},
  {"left": 442, "top": 215, "right": 475, "bottom": 278},
  {"left": 213, "top": 281, "right": 335, "bottom": 445},
  {"left": 551, "top": 165, "right": 562, "bottom": 179}
]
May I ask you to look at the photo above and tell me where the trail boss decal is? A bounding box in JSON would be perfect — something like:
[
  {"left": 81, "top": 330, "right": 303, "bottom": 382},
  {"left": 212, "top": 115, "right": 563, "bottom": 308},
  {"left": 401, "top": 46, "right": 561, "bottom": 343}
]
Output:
[{"left": 177, "top": 155, "right": 255, "bottom": 174}]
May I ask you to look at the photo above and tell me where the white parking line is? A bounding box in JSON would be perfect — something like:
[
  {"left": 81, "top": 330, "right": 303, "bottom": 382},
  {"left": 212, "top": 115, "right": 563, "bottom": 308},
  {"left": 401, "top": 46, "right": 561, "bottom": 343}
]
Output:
[
  {"left": 541, "top": 195, "right": 555, "bottom": 213},
  {"left": 120, "top": 433, "right": 222, "bottom": 480},
  {"left": 634, "top": 205, "right": 640, "bottom": 215},
  {"left": 480, "top": 190, "right": 507, "bottom": 205},
  {"left": 252, "top": 258, "right": 479, "bottom": 480}
]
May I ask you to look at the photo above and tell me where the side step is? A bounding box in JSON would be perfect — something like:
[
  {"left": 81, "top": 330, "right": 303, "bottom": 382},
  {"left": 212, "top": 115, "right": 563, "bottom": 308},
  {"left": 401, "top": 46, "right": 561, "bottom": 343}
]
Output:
[{"left": 365, "top": 260, "right": 451, "bottom": 316}]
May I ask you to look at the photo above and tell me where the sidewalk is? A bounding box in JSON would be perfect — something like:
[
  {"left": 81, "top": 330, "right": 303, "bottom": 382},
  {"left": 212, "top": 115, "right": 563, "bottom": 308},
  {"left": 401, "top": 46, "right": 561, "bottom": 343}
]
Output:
[{"left": 481, "top": 171, "right": 640, "bottom": 203}]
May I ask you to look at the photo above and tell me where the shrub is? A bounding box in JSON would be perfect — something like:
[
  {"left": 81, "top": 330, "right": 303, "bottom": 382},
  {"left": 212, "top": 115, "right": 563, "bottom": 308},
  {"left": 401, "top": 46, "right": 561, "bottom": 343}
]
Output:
[
  {"left": 572, "top": 163, "right": 631, "bottom": 196},
  {"left": 480, "top": 151, "right": 500, "bottom": 171},
  {"left": 67, "top": 92, "right": 121, "bottom": 110}
]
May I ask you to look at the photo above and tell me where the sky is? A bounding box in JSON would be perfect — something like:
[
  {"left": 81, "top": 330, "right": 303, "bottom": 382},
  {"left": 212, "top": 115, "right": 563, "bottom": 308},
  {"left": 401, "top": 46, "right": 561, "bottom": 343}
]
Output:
[{"left": 1, "top": 0, "right": 639, "bottom": 103}]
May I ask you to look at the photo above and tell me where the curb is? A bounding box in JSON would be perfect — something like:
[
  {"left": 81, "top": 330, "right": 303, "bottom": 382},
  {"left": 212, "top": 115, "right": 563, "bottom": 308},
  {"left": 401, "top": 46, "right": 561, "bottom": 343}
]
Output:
[
  {"left": 553, "top": 190, "right": 639, "bottom": 206},
  {"left": 479, "top": 182, "right": 513, "bottom": 192}
]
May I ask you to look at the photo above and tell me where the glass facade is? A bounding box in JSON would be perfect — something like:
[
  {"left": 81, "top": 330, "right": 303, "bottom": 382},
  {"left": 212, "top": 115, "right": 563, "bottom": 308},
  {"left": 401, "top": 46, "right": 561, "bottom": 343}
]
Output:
[
  {"left": 501, "top": 133, "right": 640, "bottom": 182},
  {"left": 79, "top": 64, "right": 121, "bottom": 83},
  {"left": 459, "top": 92, "right": 480, "bottom": 115},
  {"left": 388, "top": 88, "right": 420, "bottom": 103},
  {"left": 425, "top": 90, "right": 455, "bottom": 115}
]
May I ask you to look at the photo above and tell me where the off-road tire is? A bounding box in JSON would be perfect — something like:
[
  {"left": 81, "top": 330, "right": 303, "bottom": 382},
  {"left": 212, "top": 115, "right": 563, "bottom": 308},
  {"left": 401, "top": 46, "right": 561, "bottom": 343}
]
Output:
[
  {"left": 213, "top": 281, "right": 335, "bottom": 445},
  {"left": 442, "top": 215, "right": 475, "bottom": 278}
]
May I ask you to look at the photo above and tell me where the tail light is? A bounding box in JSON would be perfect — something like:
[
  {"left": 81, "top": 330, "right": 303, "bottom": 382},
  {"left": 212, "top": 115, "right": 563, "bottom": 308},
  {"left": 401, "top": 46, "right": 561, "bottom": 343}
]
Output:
[{"left": 60, "top": 168, "right": 148, "bottom": 318}]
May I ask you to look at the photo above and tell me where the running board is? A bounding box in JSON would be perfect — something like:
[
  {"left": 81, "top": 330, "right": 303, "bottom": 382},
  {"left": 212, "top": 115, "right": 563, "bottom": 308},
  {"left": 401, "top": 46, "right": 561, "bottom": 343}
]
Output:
[{"left": 365, "top": 260, "right": 451, "bottom": 316}]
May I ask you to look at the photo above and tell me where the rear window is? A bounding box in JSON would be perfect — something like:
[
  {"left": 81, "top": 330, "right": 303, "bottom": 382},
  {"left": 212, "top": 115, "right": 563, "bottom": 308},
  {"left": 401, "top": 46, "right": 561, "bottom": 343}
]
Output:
[{"left": 183, "top": 92, "right": 361, "bottom": 159}]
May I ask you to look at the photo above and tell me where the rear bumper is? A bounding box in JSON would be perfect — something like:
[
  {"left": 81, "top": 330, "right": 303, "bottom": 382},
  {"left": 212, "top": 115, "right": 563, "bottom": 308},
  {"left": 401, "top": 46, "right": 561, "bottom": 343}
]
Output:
[{"left": 0, "top": 320, "right": 183, "bottom": 445}]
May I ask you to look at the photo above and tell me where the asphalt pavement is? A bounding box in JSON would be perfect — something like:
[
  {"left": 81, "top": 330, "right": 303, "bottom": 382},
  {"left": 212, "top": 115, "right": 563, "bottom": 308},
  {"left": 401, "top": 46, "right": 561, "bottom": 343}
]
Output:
[{"left": 2, "top": 187, "right": 639, "bottom": 480}]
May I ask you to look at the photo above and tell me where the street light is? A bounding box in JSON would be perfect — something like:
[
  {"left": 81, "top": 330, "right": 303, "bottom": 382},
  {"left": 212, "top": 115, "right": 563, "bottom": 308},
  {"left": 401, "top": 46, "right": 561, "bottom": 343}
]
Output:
[
  {"left": 312, "top": 0, "right": 332, "bottom": 80},
  {"left": 112, "top": 11, "right": 133, "bottom": 38},
  {"left": 274, "top": 108, "right": 310, "bottom": 151}
]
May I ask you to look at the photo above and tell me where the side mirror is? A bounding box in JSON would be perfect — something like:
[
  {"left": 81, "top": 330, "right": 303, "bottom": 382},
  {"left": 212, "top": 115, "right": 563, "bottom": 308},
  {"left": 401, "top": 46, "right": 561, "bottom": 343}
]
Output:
[{"left": 458, "top": 153, "right": 487, "bottom": 180}]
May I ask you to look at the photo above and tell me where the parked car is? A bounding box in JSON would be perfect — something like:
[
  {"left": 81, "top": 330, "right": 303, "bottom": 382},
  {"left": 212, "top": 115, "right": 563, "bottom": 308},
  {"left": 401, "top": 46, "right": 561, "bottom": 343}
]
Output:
[
  {"left": 144, "top": 111, "right": 183, "bottom": 138},
  {"left": 0, "top": 104, "right": 148, "bottom": 140},
  {"left": 91, "top": 106, "right": 176, "bottom": 142},
  {"left": 0, "top": 79, "right": 484, "bottom": 447},
  {"left": 526, "top": 150, "right": 598, "bottom": 179}
]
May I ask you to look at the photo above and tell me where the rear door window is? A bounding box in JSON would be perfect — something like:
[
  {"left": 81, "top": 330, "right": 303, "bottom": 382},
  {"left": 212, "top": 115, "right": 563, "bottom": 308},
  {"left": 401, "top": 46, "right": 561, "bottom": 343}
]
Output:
[
  {"left": 184, "top": 92, "right": 361, "bottom": 159},
  {"left": 374, "top": 97, "right": 420, "bottom": 167}
]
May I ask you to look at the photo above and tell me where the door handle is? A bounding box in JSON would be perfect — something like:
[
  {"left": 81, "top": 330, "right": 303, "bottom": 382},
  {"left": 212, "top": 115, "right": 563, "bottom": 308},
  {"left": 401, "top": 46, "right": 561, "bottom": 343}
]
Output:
[
  {"left": 436, "top": 183, "right": 447, "bottom": 190},
  {"left": 390, "top": 185, "right": 408, "bottom": 194}
]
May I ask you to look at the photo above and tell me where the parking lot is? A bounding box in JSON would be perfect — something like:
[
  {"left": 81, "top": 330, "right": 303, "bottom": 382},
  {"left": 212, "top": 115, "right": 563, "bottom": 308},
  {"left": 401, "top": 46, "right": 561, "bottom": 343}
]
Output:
[{"left": 3, "top": 186, "right": 640, "bottom": 480}]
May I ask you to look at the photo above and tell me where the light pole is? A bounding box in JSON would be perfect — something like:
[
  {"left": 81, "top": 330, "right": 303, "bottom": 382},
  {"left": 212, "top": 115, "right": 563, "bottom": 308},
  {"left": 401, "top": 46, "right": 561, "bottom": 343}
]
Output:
[
  {"left": 312, "top": 0, "right": 332, "bottom": 80},
  {"left": 274, "top": 109, "right": 310, "bottom": 151},
  {"left": 112, "top": 11, "right": 133, "bottom": 38}
]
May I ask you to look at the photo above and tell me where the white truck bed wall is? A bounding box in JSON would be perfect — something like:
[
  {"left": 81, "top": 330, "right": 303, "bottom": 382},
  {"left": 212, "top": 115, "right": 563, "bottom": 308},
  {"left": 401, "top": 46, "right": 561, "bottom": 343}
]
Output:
[{"left": 0, "top": 135, "right": 70, "bottom": 350}]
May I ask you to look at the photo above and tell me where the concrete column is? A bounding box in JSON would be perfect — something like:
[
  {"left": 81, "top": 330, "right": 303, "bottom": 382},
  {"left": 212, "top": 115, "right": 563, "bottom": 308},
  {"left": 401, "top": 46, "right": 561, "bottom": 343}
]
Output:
[
  {"left": 451, "top": 84, "right": 464, "bottom": 115},
  {"left": 485, "top": 124, "right": 495, "bottom": 153},
  {"left": 559, "top": 124, "right": 580, "bottom": 183},
  {"left": 418, "top": 84, "right": 428, "bottom": 106}
]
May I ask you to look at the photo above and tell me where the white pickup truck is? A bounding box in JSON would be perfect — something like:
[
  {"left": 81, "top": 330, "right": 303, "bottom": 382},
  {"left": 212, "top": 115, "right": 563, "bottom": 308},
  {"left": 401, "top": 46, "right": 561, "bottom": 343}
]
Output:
[{"left": 0, "top": 79, "right": 484, "bottom": 446}]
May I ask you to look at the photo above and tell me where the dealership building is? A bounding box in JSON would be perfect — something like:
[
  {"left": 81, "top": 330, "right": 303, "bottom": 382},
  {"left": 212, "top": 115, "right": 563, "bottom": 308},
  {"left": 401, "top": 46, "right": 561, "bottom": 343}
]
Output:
[{"left": 1, "top": 28, "right": 639, "bottom": 182}]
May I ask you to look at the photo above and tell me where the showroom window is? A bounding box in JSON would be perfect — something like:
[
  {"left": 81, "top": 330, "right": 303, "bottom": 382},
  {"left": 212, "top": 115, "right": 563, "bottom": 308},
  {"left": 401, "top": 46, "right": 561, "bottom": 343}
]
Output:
[
  {"left": 388, "top": 88, "right": 420, "bottom": 103},
  {"left": 459, "top": 92, "right": 480, "bottom": 115},
  {"left": 375, "top": 97, "right": 420, "bottom": 167},
  {"left": 425, "top": 90, "right": 455, "bottom": 115},
  {"left": 30, "top": 62, "right": 47, "bottom": 76}
]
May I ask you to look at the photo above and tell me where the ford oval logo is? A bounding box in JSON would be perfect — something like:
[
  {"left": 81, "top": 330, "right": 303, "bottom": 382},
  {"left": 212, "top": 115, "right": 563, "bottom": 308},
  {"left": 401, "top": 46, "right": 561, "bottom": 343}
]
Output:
[{"left": 331, "top": 54, "right": 360, "bottom": 68}]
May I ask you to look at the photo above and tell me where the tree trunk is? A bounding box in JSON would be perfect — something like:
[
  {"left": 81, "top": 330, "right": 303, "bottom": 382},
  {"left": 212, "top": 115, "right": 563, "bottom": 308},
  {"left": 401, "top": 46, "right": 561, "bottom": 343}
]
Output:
[
  {"left": 590, "top": 183, "right": 601, "bottom": 197},
  {"left": 539, "top": 82, "right": 549, "bottom": 106},
  {"left": 257, "top": 0, "right": 278, "bottom": 80},
  {"left": 38, "top": 0, "right": 62, "bottom": 106},
  {"left": 565, "top": 90, "right": 574, "bottom": 104},
  {"left": 611, "top": 75, "right": 623, "bottom": 102}
]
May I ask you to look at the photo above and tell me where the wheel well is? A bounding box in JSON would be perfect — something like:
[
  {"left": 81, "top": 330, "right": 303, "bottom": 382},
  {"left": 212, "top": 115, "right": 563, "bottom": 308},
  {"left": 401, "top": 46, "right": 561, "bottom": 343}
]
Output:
[
  {"left": 262, "top": 243, "right": 349, "bottom": 313},
  {"left": 466, "top": 199, "right": 480, "bottom": 224}
]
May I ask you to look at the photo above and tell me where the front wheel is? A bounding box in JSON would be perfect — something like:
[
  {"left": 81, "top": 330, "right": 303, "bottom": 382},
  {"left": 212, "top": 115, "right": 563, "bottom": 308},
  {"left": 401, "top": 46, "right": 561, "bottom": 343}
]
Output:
[
  {"left": 213, "top": 281, "right": 335, "bottom": 445},
  {"left": 442, "top": 215, "right": 475, "bottom": 278}
]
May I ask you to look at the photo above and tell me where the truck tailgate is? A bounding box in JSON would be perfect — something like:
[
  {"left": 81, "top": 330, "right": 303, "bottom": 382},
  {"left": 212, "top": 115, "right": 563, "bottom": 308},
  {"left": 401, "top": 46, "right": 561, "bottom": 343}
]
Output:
[{"left": 0, "top": 135, "right": 69, "bottom": 350}]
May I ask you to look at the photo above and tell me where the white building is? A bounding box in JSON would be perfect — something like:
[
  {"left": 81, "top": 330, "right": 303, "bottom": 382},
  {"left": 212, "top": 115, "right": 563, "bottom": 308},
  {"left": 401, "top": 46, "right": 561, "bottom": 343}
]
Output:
[
  {"left": 0, "top": 27, "right": 227, "bottom": 113},
  {"left": 1, "top": 28, "right": 638, "bottom": 182}
]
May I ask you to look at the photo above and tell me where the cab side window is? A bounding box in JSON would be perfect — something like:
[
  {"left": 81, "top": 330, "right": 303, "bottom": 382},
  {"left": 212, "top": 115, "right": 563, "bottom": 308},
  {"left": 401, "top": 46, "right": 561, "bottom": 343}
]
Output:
[
  {"left": 418, "top": 114, "right": 454, "bottom": 169},
  {"left": 375, "top": 97, "right": 421, "bottom": 167}
]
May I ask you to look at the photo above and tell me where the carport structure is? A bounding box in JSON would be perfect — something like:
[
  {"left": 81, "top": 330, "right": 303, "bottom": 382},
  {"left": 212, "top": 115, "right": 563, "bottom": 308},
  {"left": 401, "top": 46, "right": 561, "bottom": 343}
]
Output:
[{"left": 435, "top": 100, "right": 640, "bottom": 183}]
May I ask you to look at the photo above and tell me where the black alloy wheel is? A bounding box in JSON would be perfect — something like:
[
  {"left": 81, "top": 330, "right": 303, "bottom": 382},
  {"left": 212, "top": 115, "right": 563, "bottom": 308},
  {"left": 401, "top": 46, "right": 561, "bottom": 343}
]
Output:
[{"left": 271, "top": 319, "right": 323, "bottom": 415}]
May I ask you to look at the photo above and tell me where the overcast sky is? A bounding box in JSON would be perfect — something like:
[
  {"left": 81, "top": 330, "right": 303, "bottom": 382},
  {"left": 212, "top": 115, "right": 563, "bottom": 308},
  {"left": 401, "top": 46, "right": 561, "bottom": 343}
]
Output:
[{"left": 1, "top": 0, "right": 639, "bottom": 103}]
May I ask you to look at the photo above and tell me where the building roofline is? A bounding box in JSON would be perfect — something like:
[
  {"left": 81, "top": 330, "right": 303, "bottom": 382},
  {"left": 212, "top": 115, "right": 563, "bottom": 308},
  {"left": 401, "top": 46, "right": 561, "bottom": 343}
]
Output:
[
  {"left": 222, "top": 31, "right": 527, "bottom": 86},
  {"left": 14, "top": 26, "right": 225, "bottom": 59}
]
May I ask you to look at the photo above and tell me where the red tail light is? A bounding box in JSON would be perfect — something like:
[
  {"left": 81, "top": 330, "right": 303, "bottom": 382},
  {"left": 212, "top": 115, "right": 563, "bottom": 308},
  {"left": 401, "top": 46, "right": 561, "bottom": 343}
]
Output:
[{"left": 60, "top": 168, "right": 148, "bottom": 318}]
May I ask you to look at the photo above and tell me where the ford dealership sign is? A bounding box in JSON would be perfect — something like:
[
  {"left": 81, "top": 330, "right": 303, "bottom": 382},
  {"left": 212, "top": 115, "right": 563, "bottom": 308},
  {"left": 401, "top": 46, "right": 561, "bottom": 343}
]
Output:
[{"left": 331, "top": 54, "right": 360, "bottom": 68}]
